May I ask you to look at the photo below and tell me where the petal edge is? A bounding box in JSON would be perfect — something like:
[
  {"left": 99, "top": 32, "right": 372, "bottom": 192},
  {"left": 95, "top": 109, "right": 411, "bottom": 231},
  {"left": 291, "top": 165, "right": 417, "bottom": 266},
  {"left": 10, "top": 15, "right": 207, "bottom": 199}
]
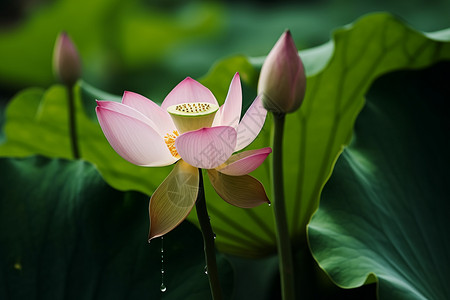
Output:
[
  {"left": 235, "top": 96, "right": 267, "bottom": 151},
  {"left": 217, "top": 147, "right": 272, "bottom": 176}
]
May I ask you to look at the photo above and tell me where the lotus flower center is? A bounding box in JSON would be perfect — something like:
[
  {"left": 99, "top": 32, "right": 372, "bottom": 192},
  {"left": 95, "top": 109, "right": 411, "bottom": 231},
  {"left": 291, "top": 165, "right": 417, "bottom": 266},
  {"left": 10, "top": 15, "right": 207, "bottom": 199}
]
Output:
[
  {"left": 167, "top": 102, "right": 219, "bottom": 134},
  {"left": 164, "top": 130, "right": 180, "bottom": 158},
  {"left": 174, "top": 103, "right": 212, "bottom": 113}
]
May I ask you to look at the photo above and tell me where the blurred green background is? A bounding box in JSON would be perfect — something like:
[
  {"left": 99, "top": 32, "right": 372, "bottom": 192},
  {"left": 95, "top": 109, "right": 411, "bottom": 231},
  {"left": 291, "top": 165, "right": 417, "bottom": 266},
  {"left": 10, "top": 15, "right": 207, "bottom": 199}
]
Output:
[{"left": 1, "top": 0, "right": 449, "bottom": 101}]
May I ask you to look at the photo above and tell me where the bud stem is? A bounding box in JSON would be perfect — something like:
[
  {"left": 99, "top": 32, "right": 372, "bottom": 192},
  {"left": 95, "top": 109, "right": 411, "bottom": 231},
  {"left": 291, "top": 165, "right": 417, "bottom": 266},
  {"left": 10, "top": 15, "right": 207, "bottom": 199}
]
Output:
[
  {"left": 67, "top": 84, "right": 80, "bottom": 159},
  {"left": 195, "top": 169, "right": 222, "bottom": 300},
  {"left": 271, "top": 112, "right": 295, "bottom": 300}
]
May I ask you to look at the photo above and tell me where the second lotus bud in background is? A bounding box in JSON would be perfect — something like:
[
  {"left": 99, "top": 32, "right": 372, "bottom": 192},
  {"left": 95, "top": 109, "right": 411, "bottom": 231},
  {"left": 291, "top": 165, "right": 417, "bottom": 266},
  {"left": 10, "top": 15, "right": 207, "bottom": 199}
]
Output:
[
  {"left": 258, "top": 30, "right": 306, "bottom": 114},
  {"left": 53, "top": 32, "right": 82, "bottom": 87}
]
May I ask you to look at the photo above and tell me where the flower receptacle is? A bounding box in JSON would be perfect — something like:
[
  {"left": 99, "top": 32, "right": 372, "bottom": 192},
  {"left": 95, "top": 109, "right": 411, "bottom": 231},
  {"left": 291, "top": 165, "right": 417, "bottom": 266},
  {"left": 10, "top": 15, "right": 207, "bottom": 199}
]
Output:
[{"left": 167, "top": 102, "right": 219, "bottom": 133}]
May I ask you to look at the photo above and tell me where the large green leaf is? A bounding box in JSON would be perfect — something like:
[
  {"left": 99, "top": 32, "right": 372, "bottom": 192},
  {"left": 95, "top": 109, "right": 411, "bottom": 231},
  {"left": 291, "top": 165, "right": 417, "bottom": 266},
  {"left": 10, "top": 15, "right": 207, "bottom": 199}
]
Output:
[
  {"left": 0, "top": 156, "right": 233, "bottom": 299},
  {"left": 308, "top": 62, "right": 450, "bottom": 299},
  {"left": 1, "top": 13, "right": 449, "bottom": 257},
  {"left": 190, "top": 13, "right": 450, "bottom": 256}
]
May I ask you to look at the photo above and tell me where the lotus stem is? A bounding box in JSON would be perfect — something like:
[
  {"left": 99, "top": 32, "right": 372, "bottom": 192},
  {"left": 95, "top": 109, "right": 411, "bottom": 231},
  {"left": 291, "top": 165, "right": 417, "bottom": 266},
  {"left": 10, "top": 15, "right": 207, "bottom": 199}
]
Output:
[
  {"left": 272, "top": 112, "right": 295, "bottom": 300},
  {"left": 66, "top": 83, "right": 80, "bottom": 159},
  {"left": 195, "top": 169, "right": 222, "bottom": 300}
]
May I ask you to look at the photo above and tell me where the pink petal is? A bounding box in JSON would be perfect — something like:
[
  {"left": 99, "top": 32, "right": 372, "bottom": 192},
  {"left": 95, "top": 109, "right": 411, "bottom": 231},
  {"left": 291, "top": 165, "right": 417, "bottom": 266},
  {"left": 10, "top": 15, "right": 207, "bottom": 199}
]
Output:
[
  {"left": 149, "top": 160, "right": 199, "bottom": 240},
  {"left": 207, "top": 169, "right": 270, "bottom": 208},
  {"left": 96, "top": 100, "right": 158, "bottom": 130},
  {"left": 96, "top": 106, "right": 177, "bottom": 166},
  {"left": 212, "top": 73, "right": 242, "bottom": 128},
  {"left": 122, "top": 91, "right": 176, "bottom": 136},
  {"left": 161, "top": 77, "right": 218, "bottom": 111},
  {"left": 216, "top": 147, "right": 272, "bottom": 176},
  {"left": 235, "top": 95, "right": 268, "bottom": 151},
  {"left": 175, "top": 126, "right": 237, "bottom": 169}
]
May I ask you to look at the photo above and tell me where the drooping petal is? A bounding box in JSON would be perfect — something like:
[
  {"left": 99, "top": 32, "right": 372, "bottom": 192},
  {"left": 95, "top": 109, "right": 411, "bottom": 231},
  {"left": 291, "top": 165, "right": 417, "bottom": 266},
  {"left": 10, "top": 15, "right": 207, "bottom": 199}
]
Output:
[
  {"left": 161, "top": 77, "right": 218, "bottom": 111},
  {"left": 122, "top": 91, "right": 176, "bottom": 135},
  {"left": 207, "top": 169, "right": 270, "bottom": 208},
  {"left": 216, "top": 147, "right": 272, "bottom": 176},
  {"left": 96, "top": 106, "right": 177, "bottom": 166},
  {"left": 175, "top": 126, "right": 237, "bottom": 169},
  {"left": 235, "top": 96, "right": 267, "bottom": 151},
  {"left": 149, "top": 160, "right": 199, "bottom": 240},
  {"left": 212, "top": 73, "right": 242, "bottom": 128}
]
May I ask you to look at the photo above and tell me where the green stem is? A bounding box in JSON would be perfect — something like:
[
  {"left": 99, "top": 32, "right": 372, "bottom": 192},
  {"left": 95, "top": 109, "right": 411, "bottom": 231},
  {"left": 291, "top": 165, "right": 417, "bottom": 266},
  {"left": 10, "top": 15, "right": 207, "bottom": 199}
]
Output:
[
  {"left": 195, "top": 169, "right": 222, "bottom": 300},
  {"left": 66, "top": 84, "right": 80, "bottom": 159},
  {"left": 272, "top": 112, "right": 295, "bottom": 300}
]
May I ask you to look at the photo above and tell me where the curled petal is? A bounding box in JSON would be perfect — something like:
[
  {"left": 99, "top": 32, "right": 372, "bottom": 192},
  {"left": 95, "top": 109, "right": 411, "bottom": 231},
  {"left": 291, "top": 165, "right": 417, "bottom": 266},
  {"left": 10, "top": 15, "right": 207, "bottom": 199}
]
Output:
[
  {"left": 96, "top": 100, "right": 158, "bottom": 130},
  {"left": 175, "top": 126, "right": 237, "bottom": 169},
  {"left": 161, "top": 77, "right": 218, "bottom": 111},
  {"left": 122, "top": 91, "right": 176, "bottom": 136},
  {"left": 216, "top": 147, "right": 272, "bottom": 176},
  {"left": 235, "top": 96, "right": 267, "bottom": 151},
  {"left": 149, "top": 160, "right": 199, "bottom": 240},
  {"left": 212, "top": 73, "right": 242, "bottom": 128},
  {"left": 207, "top": 169, "right": 270, "bottom": 208},
  {"left": 96, "top": 106, "right": 177, "bottom": 166}
]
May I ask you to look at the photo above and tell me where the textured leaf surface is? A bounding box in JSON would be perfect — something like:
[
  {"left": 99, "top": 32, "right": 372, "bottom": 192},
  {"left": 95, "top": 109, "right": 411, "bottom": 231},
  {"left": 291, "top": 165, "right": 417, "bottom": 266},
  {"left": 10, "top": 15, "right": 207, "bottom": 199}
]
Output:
[
  {"left": 308, "top": 62, "right": 450, "bottom": 299},
  {"left": 191, "top": 13, "right": 450, "bottom": 256},
  {"left": 0, "top": 156, "right": 233, "bottom": 299},
  {"left": 1, "top": 14, "right": 449, "bottom": 257}
]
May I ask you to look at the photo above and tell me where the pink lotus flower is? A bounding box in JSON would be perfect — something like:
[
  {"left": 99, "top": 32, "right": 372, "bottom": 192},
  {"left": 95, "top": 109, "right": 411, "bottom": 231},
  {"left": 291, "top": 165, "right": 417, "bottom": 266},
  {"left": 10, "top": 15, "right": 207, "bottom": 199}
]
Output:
[{"left": 96, "top": 73, "right": 271, "bottom": 240}]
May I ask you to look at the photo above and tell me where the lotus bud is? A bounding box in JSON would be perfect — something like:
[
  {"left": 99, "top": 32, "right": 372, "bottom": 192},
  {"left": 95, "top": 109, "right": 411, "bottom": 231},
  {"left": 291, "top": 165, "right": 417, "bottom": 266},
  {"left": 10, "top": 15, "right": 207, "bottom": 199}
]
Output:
[
  {"left": 53, "top": 32, "right": 82, "bottom": 87},
  {"left": 258, "top": 30, "right": 306, "bottom": 114}
]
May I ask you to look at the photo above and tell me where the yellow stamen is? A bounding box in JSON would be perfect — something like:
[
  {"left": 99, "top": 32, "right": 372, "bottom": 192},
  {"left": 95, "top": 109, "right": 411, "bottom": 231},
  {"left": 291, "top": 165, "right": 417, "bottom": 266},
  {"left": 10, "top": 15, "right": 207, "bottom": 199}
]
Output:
[{"left": 164, "top": 130, "right": 180, "bottom": 158}]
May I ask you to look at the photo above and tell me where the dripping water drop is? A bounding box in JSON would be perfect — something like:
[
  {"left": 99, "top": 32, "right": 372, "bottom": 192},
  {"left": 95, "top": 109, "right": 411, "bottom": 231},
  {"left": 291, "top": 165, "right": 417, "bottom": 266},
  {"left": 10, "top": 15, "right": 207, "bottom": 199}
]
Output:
[
  {"left": 160, "top": 236, "right": 166, "bottom": 293},
  {"left": 268, "top": 203, "right": 271, "bottom": 207},
  {"left": 204, "top": 265, "right": 208, "bottom": 275},
  {"left": 213, "top": 233, "right": 216, "bottom": 240}
]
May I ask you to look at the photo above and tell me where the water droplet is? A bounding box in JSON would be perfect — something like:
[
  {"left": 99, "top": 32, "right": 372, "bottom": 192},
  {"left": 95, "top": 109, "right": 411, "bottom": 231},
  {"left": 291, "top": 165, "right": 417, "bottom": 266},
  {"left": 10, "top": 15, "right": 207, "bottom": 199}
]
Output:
[
  {"left": 160, "top": 236, "right": 166, "bottom": 292},
  {"left": 213, "top": 233, "right": 216, "bottom": 240},
  {"left": 204, "top": 265, "right": 208, "bottom": 275},
  {"left": 268, "top": 203, "right": 271, "bottom": 207}
]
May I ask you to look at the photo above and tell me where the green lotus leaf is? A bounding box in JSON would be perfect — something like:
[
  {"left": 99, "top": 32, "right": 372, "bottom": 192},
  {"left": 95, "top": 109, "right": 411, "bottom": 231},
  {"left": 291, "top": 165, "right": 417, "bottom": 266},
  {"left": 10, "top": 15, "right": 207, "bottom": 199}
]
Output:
[
  {"left": 0, "top": 156, "right": 233, "bottom": 299},
  {"left": 189, "top": 13, "right": 450, "bottom": 257},
  {"left": 308, "top": 62, "right": 450, "bottom": 299}
]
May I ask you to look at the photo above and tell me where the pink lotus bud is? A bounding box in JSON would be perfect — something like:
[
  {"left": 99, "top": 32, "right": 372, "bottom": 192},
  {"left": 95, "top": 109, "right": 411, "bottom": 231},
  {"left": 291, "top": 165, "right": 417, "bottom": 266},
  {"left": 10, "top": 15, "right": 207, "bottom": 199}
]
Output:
[
  {"left": 258, "top": 30, "right": 306, "bottom": 114},
  {"left": 53, "top": 32, "right": 82, "bottom": 87}
]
